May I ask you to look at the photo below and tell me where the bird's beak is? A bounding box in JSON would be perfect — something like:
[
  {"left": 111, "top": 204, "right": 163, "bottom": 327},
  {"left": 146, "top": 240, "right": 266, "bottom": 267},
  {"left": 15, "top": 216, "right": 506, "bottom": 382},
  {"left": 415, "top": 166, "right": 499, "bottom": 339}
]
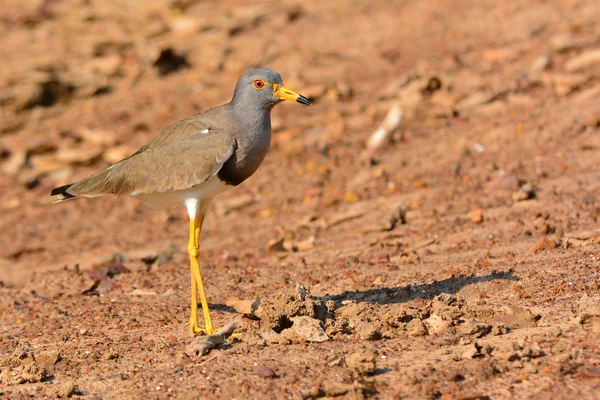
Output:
[{"left": 274, "top": 85, "right": 312, "bottom": 106}]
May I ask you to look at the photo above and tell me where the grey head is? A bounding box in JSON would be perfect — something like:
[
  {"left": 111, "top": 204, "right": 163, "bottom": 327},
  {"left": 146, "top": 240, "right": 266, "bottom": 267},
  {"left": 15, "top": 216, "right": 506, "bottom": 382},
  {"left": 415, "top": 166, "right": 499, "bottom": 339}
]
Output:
[{"left": 230, "top": 68, "right": 311, "bottom": 114}]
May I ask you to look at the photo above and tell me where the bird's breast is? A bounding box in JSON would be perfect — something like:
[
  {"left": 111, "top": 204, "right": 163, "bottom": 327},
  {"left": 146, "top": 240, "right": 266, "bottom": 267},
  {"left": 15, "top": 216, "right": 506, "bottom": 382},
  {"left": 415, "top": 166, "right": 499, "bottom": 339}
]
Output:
[{"left": 217, "top": 125, "right": 271, "bottom": 186}]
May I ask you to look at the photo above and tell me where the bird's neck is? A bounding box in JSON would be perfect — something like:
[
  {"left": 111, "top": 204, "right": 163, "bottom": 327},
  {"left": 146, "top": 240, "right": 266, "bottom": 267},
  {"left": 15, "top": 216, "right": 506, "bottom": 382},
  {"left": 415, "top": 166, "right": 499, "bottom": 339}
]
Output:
[
  {"left": 228, "top": 98, "right": 272, "bottom": 153},
  {"left": 229, "top": 96, "right": 273, "bottom": 131}
]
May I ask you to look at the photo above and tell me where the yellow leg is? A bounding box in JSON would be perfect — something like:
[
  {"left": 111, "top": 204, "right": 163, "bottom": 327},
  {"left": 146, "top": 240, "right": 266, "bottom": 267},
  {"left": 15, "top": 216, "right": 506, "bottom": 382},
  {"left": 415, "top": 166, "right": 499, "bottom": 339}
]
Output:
[
  {"left": 188, "top": 257, "right": 200, "bottom": 335},
  {"left": 186, "top": 213, "right": 216, "bottom": 336}
]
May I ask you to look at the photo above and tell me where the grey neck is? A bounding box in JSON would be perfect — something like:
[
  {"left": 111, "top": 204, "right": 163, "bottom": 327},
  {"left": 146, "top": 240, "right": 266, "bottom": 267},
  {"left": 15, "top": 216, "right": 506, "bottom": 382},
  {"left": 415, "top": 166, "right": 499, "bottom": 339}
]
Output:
[
  {"left": 217, "top": 95, "right": 273, "bottom": 186},
  {"left": 230, "top": 94, "right": 273, "bottom": 131}
]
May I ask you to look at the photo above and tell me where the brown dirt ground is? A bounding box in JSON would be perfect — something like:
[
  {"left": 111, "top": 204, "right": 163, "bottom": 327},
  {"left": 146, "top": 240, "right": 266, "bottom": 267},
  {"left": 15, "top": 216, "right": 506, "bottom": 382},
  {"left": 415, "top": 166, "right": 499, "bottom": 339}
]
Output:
[{"left": 1, "top": 0, "right": 600, "bottom": 398}]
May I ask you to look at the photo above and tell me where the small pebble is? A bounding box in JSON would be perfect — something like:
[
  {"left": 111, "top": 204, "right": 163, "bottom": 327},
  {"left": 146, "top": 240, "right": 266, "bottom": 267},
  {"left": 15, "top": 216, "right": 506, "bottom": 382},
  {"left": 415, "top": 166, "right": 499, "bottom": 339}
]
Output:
[
  {"left": 257, "top": 366, "right": 276, "bottom": 379},
  {"left": 470, "top": 208, "right": 484, "bottom": 223}
]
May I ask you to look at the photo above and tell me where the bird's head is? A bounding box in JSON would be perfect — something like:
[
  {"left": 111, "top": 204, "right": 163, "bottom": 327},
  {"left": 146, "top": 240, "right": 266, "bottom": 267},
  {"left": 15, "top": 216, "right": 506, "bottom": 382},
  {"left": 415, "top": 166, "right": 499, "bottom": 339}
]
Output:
[{"left": 232, "top": 68, "right": 311, "bottom": 110}]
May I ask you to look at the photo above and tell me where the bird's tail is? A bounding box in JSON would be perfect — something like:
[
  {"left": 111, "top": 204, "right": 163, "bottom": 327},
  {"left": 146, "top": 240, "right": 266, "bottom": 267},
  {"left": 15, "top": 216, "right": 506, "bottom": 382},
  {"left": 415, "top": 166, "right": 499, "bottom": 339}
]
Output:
[
  {"left": 50, "top": 165, "right": 124, "bottom": 203},
  {"left": 50, "top": 183, "right": 77, "bottom": 203}
]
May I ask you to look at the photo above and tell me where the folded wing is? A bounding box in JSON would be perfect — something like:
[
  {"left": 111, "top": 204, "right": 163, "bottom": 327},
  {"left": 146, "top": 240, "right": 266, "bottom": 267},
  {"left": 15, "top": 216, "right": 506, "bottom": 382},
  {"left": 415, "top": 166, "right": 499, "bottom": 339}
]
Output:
[{"left": 51, "top": 117, "right": 236, "bottom": 202}]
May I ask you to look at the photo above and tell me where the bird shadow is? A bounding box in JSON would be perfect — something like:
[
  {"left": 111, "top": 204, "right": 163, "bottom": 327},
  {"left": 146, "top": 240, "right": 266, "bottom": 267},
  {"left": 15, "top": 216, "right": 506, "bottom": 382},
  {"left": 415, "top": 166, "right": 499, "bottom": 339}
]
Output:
[
  {"left": 211, "top": 270, "right": 518, "bottom": 313},
  {"left": 314, "top": 270, "right": 519, "bottom": 306}
]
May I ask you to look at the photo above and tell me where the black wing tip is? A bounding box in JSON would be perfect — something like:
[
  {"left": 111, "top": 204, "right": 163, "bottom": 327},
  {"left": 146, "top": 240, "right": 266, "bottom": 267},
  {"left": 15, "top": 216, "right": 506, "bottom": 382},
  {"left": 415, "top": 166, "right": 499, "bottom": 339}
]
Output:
[{"left": 51, "top": 183, "right": 75, "bottom": 198}]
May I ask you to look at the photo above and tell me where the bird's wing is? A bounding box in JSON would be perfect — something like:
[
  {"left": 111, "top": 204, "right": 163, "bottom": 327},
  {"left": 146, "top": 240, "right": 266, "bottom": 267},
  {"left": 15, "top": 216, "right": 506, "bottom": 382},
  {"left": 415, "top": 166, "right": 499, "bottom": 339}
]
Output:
[
  {"left": 55, "top": 127, "right": 236, "bottom": 199},
  {"left": 133, "top": 112, "right": 220, "bottom": 155}
]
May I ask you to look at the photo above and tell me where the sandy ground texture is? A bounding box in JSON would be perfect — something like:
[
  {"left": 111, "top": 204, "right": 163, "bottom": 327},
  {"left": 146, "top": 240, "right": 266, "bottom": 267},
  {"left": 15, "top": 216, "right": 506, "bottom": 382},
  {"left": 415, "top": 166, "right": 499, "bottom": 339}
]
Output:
[{"left": 1, "top": 0, "right": 600, "bottom": 398}]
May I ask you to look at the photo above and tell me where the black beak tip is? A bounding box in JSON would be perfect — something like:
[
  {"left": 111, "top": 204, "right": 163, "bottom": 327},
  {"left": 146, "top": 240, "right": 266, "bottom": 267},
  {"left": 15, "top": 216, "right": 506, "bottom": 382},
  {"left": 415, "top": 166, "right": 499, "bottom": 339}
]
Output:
[{"left": 297, "top": 95, "right": 312, "bottom": 106}]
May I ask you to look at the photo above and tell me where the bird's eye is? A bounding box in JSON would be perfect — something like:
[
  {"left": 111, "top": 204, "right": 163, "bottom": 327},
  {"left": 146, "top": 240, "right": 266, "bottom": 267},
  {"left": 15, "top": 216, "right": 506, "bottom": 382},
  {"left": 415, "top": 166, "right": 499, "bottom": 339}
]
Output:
[{"left": 253, "top": 79, "right": 266, "bottom": 90}]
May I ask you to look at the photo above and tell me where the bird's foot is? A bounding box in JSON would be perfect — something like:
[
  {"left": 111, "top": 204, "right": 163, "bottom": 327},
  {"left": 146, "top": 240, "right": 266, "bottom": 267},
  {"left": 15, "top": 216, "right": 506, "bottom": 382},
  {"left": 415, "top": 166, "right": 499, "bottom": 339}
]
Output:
[
  {"left": 186, "top": 319, "right": 242, "bottom": 338},
  {"left": 186, "top": 318, "right": 213, "bottom": 336}
]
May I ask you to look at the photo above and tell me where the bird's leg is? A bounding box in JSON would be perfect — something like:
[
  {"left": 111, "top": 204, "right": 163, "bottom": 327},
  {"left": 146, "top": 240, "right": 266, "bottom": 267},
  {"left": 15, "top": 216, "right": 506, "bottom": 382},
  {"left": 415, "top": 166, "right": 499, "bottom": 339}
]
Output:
[
  {"left": 193, "top": 213, "right": 217, "bottom": 335},
  {"left": 186, "top": 213, "right": 216, "bottom": 336},
  {"left": 187, "top": 216, "right": 201, "bottom": 336}
]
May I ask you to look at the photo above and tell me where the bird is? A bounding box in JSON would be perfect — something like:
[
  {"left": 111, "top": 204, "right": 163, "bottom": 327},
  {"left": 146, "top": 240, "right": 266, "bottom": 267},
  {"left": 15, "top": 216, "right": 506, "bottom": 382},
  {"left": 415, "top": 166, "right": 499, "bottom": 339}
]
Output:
[{"left": 51, "top": 68, "right": 311, "bottom": 336}]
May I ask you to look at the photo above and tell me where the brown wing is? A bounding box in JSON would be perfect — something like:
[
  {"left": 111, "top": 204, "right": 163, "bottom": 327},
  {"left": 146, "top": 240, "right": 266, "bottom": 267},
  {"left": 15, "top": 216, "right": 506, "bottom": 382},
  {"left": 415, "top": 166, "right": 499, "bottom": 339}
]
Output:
[
  {"left": 52, "top": 126, "right": 236, "bottom": 201},
  {"left": 133, "top": 111, "right": 220, "bottom": 155}
]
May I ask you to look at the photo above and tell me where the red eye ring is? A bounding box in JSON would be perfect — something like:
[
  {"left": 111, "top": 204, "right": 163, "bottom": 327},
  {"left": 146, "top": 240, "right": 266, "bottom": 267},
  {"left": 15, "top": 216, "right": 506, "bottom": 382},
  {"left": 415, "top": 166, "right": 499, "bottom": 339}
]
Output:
[{"left": 253, "top": 79, "right": 266, "bottom": 90}]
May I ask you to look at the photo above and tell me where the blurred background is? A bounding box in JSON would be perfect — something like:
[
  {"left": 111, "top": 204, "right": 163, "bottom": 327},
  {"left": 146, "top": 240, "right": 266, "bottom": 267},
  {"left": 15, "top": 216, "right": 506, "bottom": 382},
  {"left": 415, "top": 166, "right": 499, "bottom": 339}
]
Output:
[
  {"left": 1, "top": 0, "right": 596, "bottom": 278},
  {"left": 1, "top": 0, "right": 600, "bottom": 397}
]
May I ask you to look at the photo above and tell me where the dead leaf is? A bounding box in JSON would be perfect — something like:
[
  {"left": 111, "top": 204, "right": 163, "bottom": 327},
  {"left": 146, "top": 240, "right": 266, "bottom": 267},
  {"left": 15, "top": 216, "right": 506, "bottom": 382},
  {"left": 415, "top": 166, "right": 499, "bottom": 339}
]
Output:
[
  {"left": 89, "top": 264, "right": 130, "bottom": 281},
  {"left": 129, "top": 289, "right": 157, "bottom": 296},
  {"left": 366, "top": 104, "right": 403, "bottom": 150},
  {"left": 327, "top": 211, "right": 364, "bottom": 228},
  {"left": 79, "top": 128, "right": 118, "bottom": 146},
  {"left": 225, "top": 297, "right": 260, "bottom": 317},
  {"left": 267, "top": 237, "right": 287, "bottom": 254},
  {"left": 103, "top": 145, "right": 134, "bottom": 163},
  {"left": 295, "top": 235, "right": 316, "bottom": 251},
  {"left": 55, "top": 145, "right": 103, "bottom": 165},
  {"left": 565, "top": 230, "right": 600, "bottom": 240},
  {"left": 214, "top": 193, "right": 254, "bottom": 216},
  {"left": 565, "top": 48, "right": 600, "bottom": 72},
  {"left": 409, "top": 238, "right": 436, "bottom": 251}
]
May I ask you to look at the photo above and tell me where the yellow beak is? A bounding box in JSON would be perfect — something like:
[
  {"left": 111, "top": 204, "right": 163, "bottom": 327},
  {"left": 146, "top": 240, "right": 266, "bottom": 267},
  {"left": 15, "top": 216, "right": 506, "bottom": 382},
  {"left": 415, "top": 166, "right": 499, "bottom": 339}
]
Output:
[{"left": 274, "top": 85, "right": 312, "bottom": 105}]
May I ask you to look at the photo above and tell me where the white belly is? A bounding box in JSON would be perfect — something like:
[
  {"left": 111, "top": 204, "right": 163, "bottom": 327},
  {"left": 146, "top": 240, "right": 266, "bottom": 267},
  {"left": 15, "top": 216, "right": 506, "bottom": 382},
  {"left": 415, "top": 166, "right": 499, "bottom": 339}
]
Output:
[{"left": 134, "top": 176, "right": 231, "bottom": 217}]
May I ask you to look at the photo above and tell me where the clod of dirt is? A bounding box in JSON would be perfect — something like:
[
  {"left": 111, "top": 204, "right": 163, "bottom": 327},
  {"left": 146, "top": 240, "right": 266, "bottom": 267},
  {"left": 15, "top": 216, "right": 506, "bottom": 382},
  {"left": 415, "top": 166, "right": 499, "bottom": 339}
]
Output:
[
  {"left": 34, "top": 349, "right": 60, "bottom": 368},
  {"left": 4, "top": 345, "right": 35, "bottom": 367},
  {"left": 576, "top": 294, "right": 600, "bottom": 333},
  {"left": 424, "top": 313, "right": 452, "bottom": 335},
  {"left": 256, "top": 366, "right": 276, "bottom": 379},
  {"left": 0, "top": 364, "right": 48, "bottom": 385},
  {"left": 346, "top": 349, "right": 377, "bottom": 376},
  {"left": 56, "top": 381, "right": 77, "bottom": 398},
  {"left": 102, "top": 345, "right": 120, "bottom": 361},
  {"left": 564, "top": 230, "right": 600, "bottom": 248},
  {"left": 428, "top": 294, "right": 464, "bottom": 329},
  {"left": 489, "top": 174, "right": 520, "bottom": 192},
  {"left": 356, "top": 321, "right": 382, "bottom": 341},
  {"left": 384, "top": 202, "right": 407, "bottom": 231},
  {"left": 520, "top": 346, "right": 545, "bottom": 360},
  {"left": 458, "top": 320, "right": 493, "bottom": 338},
  {"left": 460, "top": 343, "right": 483, "bottom": 359},
  {"left": 492, "top": 342, "right": 544, "bottom": 362},
  {"left": 321, "top": 381, "right": 353, "bottom": 397},
  {"left": 512, "top": 183, "right": 536, "bottom": 201},
  {"left": 533, "top": 237, "right": 558, "bottom": 253},
  {"left": 255, "top": 290, "right": 326, "bottom": 333},
  {"left": 0, "top": 368, "right": 21, "bottom": 386},
  {"left": 327, "top": 355, "right": 345, "bottom": 367},
  {"left": 470, "top": 208, "right": 484, "bottom": 223},
  {"left": 495, "top": 306, "right": 540, "bottom": 329},
  {"left": 184, "top": 320, "right": 240, "bottom": 357},
  {"left": 290, "top": 316, "right": 329, "bottom": 342},
  {"left": 153, "top": 48, "right": 190, "bottom": 76},
  {"left": 406, "top": 319, "right": 428, "bottom": 336}
]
